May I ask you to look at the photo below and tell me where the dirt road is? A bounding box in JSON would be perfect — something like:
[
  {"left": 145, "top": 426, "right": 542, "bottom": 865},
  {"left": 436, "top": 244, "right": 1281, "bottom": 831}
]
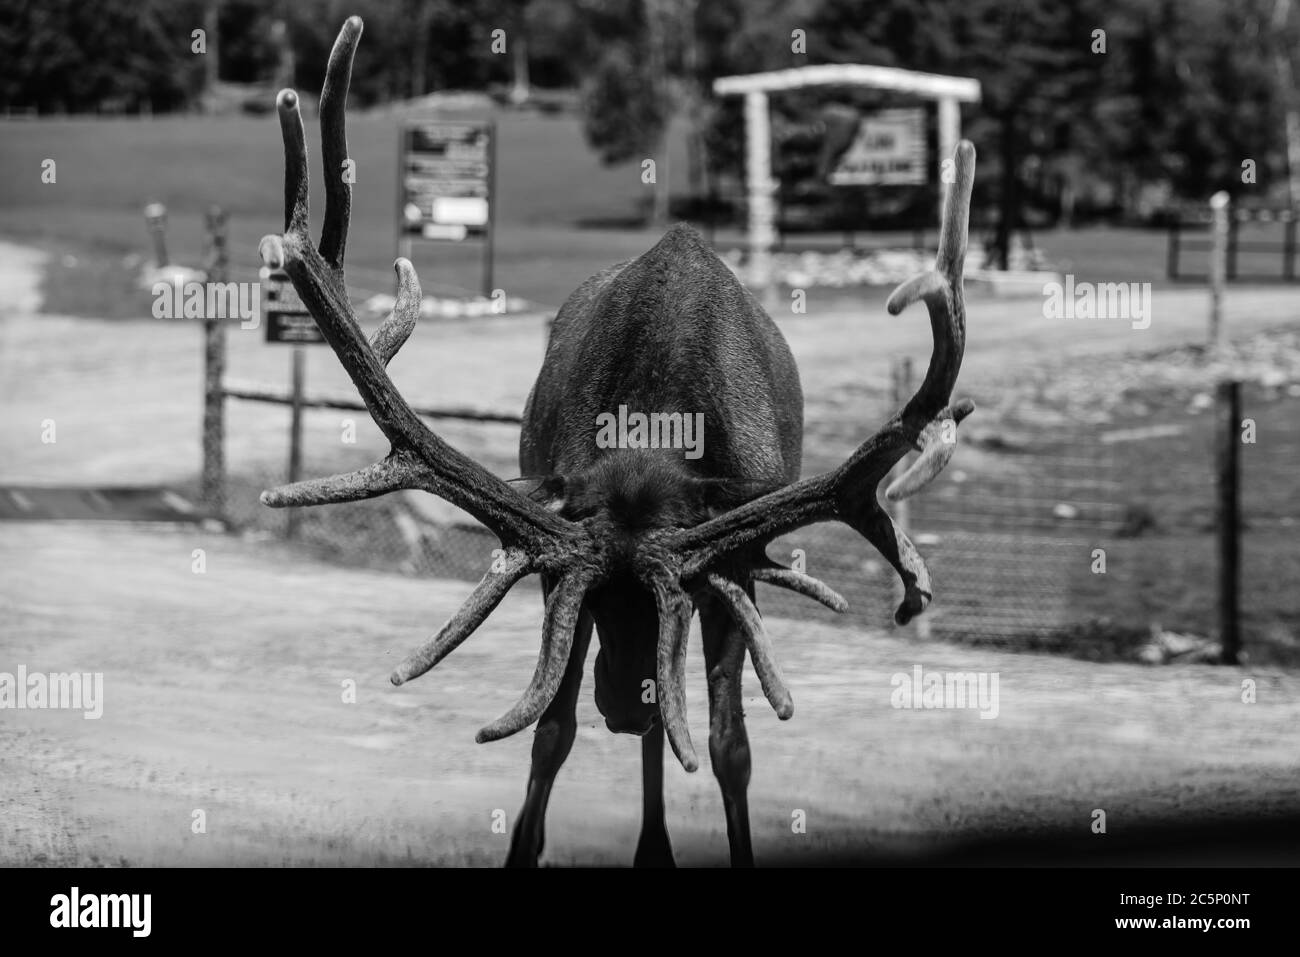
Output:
[
  {"left": 6, "top": 235, "right": 1300, "bottom": 491},
  {"left": 2, "top": 522, "right": 1297, "bottom": 866}
]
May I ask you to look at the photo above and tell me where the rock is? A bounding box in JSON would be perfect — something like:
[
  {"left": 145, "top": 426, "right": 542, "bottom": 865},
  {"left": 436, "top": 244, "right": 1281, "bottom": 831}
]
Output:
[
  {"left": 1157, "top": 630, "right": 1204, "bottom": 657},
  {"left": 1137, "top": 642, "right": 1166, "bottom": 665},
  {"left": 1136, "top": 628, "right": 1219, "bottom": 664}
]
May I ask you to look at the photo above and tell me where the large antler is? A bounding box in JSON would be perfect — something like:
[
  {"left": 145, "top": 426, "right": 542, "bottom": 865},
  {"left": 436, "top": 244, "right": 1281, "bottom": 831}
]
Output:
[
  {"left": 258, "top": 17, "right": 600, "bottom": 742},
  {"left": 639, "top": 143, "right": 978, "bottom": 764},
  {"left": 673, "top": 141, "right": 976, "bottom": 597}
]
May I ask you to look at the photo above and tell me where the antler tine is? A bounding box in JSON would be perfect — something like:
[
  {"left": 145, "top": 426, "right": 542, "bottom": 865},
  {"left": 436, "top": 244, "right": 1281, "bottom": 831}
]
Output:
[
  {"left": 845, "top": 507, "right": 934, "bottom": 625},
  {"left": 706, "top": 574, "right": 793, "bottom": 720},
  {"left": 884, "top": 139, "right": 974, "bottom": 423},
  {"left": 884, "top": 396, "right": 975, "bottom": 502},
  {"left": 261, "top": 449, "right": 416, "bottom": 508},
  {"left": 369, "top": 258, "right": 420, "bottom": 366},
  {"left": 936, "top": 141, "right": 976, "bottom": 279},
  {"left": 476, "top": 569, "right": 595, "bottom": 743},
  {"left": 276, "top": 90, "right": 309, "bottom": 236},
  {"left": 318, "top": 15, "right": 362, "bottom": 269},
  {"left": 391, "top": 549, "right": 533, "bottom": 686},
  {"left": 651, "top": 576, "right": 699, "bottom": 772},
  {"left": 750, "top": 559, "right": 848, "bottom": 613}
]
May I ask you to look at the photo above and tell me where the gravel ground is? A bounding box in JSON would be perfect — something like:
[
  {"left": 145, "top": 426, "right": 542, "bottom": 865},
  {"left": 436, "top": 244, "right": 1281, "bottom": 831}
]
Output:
[{"left": 2, "top": 522, "right": 1297, "bottom": 866}]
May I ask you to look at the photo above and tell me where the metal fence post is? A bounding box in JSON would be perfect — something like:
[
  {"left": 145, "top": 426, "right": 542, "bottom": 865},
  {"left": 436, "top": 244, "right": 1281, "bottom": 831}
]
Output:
[
  {"left": 1216, "top": 380, "right": 1242, "bottom": 665},
  {"left": 202, "top": 205, "right": 228, "bottom": 522}
]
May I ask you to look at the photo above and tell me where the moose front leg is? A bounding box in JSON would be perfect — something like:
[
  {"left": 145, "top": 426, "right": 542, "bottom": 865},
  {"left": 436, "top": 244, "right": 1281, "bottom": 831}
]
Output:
[
  {"left": 699, "top": 590, "right": 755, "bottom": 867},
  {"left": 633, "top": 719, "right": 675, "bottom": 867},
  {"left": 505, "top": 603, "right": 594, "bottom": 867}
]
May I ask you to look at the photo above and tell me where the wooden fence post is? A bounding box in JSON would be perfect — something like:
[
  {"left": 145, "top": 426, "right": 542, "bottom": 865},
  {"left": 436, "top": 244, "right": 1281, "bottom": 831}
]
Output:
[
  {"left": 1216, "top": 379, "right": 1242, "bottom": 665},
  {"left": 144, "top": 203, "right": 169, "bottom": 267},
  {"left": 202, "top": 205, "right": 228, "bottom": 521},
  {"left": 285, "top": 348, "right": 306, "bottom": 540}
]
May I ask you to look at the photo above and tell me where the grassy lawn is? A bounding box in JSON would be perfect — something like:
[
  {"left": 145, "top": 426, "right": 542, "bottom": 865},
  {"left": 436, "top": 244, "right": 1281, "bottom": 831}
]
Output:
[
  {"left": 0, "top": 107, "right": 694, "bottom": 306},
  {"left": 10, "top": 109, "right": 1293, "bottom": 310}
]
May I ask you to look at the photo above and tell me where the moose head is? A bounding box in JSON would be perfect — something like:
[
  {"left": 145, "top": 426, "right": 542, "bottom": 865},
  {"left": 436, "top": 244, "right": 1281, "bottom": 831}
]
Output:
[{"left": 259, "top": 16, "right": 975, "bottom": 866}]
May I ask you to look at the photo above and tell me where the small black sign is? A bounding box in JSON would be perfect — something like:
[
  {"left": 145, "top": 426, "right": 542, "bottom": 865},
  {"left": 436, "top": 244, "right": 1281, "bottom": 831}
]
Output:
[{"left": 262, "top": 269, "right": 324, "bottom": 345}]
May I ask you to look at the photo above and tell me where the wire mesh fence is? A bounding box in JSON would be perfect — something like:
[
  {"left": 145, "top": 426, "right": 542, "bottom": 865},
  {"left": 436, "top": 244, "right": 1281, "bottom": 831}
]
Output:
[
  {"left": 764, "top": 378, "right": 1298, "bottom": 662},
  {"left": 217, "top": 367, "right": 1299, "bottom": 664}
]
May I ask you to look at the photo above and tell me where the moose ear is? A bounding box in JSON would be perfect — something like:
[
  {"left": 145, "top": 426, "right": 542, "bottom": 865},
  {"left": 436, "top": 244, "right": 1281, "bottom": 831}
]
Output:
[{"left": 510, "top": 474, "right": 574, "bottom": 512}]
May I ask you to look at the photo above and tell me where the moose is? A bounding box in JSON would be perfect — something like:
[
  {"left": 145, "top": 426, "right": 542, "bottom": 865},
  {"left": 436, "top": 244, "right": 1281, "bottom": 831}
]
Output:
[{"left": 258, "top": 17, "right": 976, "bottom": 867}]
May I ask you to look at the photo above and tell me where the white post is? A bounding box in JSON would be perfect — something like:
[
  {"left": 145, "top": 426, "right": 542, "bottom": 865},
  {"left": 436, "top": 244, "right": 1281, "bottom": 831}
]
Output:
[
  {"left": 744, "top": 90, "right": 777, "bottom": 304},
  {"left": 937, "top": 96, "right": 960, "bottom": 224},
  {"left": 1209, "top": 190, "right": 1230, "bottom": 347}
]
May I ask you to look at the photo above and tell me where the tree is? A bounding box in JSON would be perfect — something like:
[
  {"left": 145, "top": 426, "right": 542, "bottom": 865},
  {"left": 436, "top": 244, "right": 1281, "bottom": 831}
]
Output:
[
  {"left": 0, "top": 0, "right": 207, "bottom": 113},
  {"left": 573, "top": 0, "right": 680, "bottom": 226},
  {"left": 793, "top": 0, "right": 1287, "bottom": 260},
  {"left": 805, "top": 0, "right": 1096, "bottom": 267}
]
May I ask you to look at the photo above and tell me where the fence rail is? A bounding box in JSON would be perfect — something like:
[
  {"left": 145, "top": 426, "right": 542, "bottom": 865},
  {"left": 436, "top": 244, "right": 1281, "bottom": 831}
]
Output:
[{"left": 221, "top": 380, "right": 522, "bottom": 424}]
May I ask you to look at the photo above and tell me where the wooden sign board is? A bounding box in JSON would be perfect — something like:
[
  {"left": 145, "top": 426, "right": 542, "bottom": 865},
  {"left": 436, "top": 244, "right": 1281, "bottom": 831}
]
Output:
[
  {"left": 399, "top": 122, "right": 493, "bottom": 242},
  {"left": 829, "top": 108, "right": 926, "bottom": 186}
]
